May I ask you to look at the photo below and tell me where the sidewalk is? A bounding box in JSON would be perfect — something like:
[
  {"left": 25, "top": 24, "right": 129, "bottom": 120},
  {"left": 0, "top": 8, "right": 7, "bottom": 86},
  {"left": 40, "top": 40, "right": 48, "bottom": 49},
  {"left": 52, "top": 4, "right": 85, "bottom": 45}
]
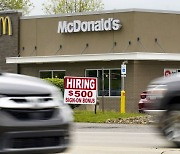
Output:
[{"left": 73, "top": 122, "right": 156, "bottom": 129}]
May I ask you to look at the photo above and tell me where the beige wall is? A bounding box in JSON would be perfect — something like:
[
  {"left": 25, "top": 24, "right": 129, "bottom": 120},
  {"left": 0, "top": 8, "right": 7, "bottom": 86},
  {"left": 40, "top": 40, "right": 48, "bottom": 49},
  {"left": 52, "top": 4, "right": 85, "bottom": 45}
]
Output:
[
  {"left": 133, "top": 12, "right": 180, "bottom": 53},
  {"left": 20, "top": 11, "right": 180, "bottom": 56}
]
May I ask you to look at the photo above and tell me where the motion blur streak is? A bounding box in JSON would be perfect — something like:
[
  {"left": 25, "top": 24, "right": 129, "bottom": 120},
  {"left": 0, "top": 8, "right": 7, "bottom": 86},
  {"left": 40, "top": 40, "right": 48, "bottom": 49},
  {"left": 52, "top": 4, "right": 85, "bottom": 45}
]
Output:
[
  {"left": 0, "top": 72, "right": 73, "bottom": 154},
  {"left": 145, "top": 73, "right": 180, "bottom": 147}
]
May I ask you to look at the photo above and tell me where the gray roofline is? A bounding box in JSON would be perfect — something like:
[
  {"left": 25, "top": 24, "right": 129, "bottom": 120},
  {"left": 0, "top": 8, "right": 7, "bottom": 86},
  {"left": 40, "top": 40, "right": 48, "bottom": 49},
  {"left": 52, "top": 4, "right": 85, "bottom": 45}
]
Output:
[
  {"left": 21, "top": 8, "right": 180, "bottom": 20},
  {"left": 6, "top": 52, "right": 180, "bottom": 64},
  {"left": 0, "top": 10, "right": 22, "bottom": 14}
]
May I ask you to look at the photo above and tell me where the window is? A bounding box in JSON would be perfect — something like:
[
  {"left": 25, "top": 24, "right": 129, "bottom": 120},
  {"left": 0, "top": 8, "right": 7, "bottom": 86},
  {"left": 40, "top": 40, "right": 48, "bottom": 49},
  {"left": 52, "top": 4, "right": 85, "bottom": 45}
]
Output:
[
  {"left": 110, "top": 70, "right": 121, "bottom": 96},
  {"left": 39, "top": 70, "right": 66, "bottom": 79},
  {"left": 86, "top": 69, "right": 121, "bottom": 96},
  {"left": 53, "top": 71, "right": 65, "bottom": 78},
  {"left": 86, "top": 70, "right": 97, "bottom": 77},
  {"left": 40, "top": 71, "right": 51, "bottom": 78}
]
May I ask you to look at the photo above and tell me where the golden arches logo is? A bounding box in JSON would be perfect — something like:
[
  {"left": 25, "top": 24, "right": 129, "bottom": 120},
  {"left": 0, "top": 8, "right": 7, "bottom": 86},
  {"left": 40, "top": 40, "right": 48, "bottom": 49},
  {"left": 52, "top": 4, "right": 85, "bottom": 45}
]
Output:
[{"left": 0, "top": 16, "right": 12, "bottom": 36}]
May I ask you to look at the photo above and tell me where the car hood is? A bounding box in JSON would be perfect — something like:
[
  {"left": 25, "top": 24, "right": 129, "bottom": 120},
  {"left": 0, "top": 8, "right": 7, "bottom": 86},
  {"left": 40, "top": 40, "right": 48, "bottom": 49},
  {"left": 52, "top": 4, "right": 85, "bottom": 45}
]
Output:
[
  {"left": 150, "top": 73, "right": 180, "bottom": 85},
  {"left": 0, "top": 73, "right": 57, "bottom": 96}
]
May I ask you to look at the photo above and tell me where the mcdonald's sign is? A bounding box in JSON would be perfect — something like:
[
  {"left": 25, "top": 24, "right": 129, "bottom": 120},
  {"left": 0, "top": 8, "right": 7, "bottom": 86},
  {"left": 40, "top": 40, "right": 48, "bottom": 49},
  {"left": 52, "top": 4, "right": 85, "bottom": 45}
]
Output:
[{"left": 0, "top": 16, "right": 12, "bottom": 36}]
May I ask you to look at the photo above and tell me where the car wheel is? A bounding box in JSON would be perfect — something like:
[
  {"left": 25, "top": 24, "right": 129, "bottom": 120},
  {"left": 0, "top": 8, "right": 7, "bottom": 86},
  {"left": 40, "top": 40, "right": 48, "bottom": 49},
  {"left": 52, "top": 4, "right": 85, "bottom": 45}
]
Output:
[{"left": 159, "top": 106, "right": 180, "bottom": 147}]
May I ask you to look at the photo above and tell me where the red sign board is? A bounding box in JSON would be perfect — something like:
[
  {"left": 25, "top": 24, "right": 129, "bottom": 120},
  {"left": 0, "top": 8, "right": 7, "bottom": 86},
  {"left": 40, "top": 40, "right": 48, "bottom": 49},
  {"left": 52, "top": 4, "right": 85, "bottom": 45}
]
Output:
[
  {"left": 164, "top": 69, "right": 177, "bottom": 77},
  {"left": 64, "top": 76, "right": 97, "bottom": 104},
  {"left": 164, "top": 70, "right": 171, "bottom": 76}
]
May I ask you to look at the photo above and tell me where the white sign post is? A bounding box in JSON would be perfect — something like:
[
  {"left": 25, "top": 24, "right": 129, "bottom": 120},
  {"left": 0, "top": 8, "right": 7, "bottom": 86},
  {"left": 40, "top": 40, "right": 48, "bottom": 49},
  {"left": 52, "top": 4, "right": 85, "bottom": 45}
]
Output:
[
  {"left": 121, "top": 62, "right": 127, "bottom": 113},
  {"left": 121, "top": 64, "right": 126, "bottom": 77},
  {"left": 121, "top": 64, "right": 126, "bottom": 90},
  {"left": 64, "top": 76, "right": 97, "bottom": 104}
]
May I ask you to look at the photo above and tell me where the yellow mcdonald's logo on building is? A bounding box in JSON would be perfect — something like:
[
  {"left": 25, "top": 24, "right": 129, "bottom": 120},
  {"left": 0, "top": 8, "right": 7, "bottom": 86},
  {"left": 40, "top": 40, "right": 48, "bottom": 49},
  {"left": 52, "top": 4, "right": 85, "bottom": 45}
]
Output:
[{"left": 0, "top": 16, "right": 12, "bottom": 36}]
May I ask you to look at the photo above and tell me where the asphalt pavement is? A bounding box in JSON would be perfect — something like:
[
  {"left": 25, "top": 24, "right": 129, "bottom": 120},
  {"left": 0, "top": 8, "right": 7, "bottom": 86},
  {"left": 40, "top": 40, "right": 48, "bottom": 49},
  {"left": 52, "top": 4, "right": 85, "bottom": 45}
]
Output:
[{"left": 62, "top": 122, "right": 180, "bottom": 154}]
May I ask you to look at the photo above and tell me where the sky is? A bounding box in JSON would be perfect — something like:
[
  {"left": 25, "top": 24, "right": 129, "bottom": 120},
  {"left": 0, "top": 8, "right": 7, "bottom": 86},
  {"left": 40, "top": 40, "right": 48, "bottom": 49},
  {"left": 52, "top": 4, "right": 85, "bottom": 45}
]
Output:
[{"left": 30, "top": 0, "right": 180, "bottom": 16}]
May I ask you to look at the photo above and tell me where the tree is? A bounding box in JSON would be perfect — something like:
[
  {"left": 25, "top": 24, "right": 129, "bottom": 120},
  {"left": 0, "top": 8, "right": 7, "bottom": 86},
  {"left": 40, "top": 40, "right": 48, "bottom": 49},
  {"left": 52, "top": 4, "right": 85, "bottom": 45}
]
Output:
[
  {"left": 0, "top": 0, "right": 34, "bottom": 15},
  {"left": 43, "top": 0, "right": 104, "bottom": 14}
]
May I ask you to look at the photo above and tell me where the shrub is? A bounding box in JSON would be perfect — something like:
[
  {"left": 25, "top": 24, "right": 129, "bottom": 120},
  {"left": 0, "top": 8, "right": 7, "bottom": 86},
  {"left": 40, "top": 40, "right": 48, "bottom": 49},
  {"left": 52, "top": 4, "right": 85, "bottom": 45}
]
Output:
[
  {"left": 44, "top": 78, "right": 80, "bottom": 109},
  {"left": 44, "top": 78, "right": 64, "bottom": 92}
]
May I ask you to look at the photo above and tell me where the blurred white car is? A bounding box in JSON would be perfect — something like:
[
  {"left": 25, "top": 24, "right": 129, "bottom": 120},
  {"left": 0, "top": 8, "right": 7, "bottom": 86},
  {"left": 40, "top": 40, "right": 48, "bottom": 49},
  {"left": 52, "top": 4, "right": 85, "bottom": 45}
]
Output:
[{"left": 0, "top": 72, "right": 73, "bottom": 153}]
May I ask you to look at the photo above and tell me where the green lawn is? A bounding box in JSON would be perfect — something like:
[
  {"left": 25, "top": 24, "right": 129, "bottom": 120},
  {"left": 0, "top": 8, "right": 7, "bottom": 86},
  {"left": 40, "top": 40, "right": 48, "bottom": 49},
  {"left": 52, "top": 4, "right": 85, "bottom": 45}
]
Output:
[{"left": 74, "top": 110, "right": 144, "bottom": 123}]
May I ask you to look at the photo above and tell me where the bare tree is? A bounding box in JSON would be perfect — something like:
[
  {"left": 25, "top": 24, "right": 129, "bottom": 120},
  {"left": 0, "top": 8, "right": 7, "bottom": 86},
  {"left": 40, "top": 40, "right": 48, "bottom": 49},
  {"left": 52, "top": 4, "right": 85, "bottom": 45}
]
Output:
[
  {"left": 0, "top": 0, "right": 34, "bottom": 15},
  {"left": 43, "top": 0, "right": 104, "bottom": 14}
]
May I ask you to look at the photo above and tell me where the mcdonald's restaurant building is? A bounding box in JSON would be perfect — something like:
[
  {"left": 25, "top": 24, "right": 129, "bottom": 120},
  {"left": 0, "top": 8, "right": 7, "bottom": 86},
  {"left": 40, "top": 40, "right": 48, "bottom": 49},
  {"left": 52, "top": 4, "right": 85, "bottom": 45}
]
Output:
[{"left": 2, "top": 9, "right": 180, "bottom": 112}]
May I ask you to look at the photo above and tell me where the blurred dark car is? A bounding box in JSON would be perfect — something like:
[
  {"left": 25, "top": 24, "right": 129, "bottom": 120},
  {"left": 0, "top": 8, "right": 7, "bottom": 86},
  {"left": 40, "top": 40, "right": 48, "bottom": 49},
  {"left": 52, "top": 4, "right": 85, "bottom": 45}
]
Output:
[
  {"left": 145, "top": 73, "right": 180, "bottom": 147},
  {"left": 0, "top": 72, "right": 73, "bottom": 153}
]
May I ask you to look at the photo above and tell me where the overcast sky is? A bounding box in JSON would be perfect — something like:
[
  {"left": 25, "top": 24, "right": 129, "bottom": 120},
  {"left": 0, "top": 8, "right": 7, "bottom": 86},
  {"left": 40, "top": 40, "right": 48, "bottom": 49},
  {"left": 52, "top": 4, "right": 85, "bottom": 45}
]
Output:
[{"left": 30, "top": 0, "right": 180, "bottom": 16}]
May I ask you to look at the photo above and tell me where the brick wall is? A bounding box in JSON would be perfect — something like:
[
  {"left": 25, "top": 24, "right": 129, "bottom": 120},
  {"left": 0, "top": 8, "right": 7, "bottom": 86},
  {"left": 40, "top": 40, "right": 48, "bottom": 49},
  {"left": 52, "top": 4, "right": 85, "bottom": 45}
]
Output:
[{"left": 0, "top": 11, "right": 21, "bottom": 73}]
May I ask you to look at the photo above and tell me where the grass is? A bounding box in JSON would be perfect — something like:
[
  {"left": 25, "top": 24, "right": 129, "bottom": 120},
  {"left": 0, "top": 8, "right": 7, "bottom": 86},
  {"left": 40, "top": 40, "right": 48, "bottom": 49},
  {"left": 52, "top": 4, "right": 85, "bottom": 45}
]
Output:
[{"left": 74, "top": 110, "right": 144, "bottom": 123}]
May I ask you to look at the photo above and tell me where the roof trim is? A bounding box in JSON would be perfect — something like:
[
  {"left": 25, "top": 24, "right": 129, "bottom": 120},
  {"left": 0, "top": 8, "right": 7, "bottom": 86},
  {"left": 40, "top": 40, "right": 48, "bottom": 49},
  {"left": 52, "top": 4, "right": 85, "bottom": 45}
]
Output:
[
  {"left": 22, "top": 8, "right": 180, "bottom": 19},
  {"left": 0, "top": 10, "right": 22, "bottom": 14},
  {"left": 6, "top": 52, "right": 180, "bottom": 64}
]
